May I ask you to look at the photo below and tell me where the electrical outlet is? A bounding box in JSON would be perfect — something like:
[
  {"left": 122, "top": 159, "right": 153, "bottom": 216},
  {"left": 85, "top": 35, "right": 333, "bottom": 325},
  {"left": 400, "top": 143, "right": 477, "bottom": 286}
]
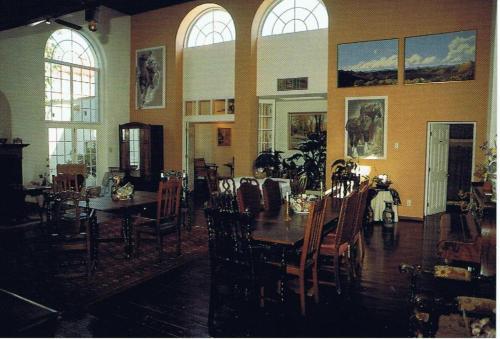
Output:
[
  {"left": 406, "top": 199, "right": 412, "bottom": 207},
  {"left": 394, "top": 142, "right": 399, "bottom": 149}
]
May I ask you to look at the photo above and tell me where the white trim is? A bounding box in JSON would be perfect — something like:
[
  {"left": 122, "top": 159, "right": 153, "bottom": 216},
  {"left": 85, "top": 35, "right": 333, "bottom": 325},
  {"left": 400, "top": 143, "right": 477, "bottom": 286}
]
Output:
[
  {"left": 424, "top": 121, "right": 476, "bottom": 216},
  {"left": 183, "top": 114, "right": 235, "bottom": 123}
]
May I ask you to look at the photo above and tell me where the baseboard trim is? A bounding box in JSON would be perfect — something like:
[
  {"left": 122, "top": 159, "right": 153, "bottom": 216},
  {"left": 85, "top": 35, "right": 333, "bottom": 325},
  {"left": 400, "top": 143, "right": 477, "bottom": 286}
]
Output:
[{"left": 399, "top": 215, "right": 424, "bottom": 222}]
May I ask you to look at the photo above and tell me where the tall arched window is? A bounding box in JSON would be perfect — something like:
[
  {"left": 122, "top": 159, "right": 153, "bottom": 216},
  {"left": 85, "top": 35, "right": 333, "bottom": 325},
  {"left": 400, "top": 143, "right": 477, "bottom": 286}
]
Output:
[
  {"left": 186, "top": 8, "right": 235, "bottom": 47},
  {"left": 261, "top": 0, "right": 328, "bottom": 36},
  {"left": 44, "top": 29, "right": 99, "bottom": 181},
  {"left": 45, "top": 29, "right": 98, "bottom": 122}
]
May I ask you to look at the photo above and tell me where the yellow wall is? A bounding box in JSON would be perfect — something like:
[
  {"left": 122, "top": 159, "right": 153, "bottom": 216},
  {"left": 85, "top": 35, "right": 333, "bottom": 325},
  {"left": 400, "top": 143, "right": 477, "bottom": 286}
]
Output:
[{"left": 130, "top": 0, "right": 493, "bottom": 218}]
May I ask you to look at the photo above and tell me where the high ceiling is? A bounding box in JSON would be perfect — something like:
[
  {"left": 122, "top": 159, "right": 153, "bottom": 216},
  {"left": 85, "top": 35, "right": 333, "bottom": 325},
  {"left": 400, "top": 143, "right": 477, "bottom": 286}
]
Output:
[{"left": 0, "top": 0, "right": 195, "bottom": 31}]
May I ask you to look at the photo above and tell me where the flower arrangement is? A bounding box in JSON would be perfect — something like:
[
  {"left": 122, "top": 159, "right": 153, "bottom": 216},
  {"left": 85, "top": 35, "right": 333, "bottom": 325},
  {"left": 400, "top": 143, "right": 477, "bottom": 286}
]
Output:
[
  {"left": 474, "top": 140, "right": 497, "bottom": 182},
  {"left": 289, "top": 194, "right": 318, "bottom": 213}
]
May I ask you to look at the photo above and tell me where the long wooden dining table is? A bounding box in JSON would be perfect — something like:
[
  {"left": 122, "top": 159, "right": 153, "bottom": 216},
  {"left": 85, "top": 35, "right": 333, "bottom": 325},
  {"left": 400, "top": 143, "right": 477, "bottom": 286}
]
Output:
[
  {"left": 251, "top": 200, "right": 340, "bottom": 302},
  {"left": 85, "top": 191, "right": 158, "bottom": 257}
]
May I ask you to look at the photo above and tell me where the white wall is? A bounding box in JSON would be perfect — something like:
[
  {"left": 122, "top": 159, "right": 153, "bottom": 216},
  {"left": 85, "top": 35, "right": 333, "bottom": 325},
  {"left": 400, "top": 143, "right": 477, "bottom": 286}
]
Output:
[
  {"left": 274, "top": 99, "right": 328, "bottom": 159},
  {"left": 257, "top": 29, "right": 328, "bottom": 96},
  {"left": 0, "top": 7, "right": 130, "bottom": 184},
  {"left": 183, "top": 41, "right": 235, "bottom": 100}
]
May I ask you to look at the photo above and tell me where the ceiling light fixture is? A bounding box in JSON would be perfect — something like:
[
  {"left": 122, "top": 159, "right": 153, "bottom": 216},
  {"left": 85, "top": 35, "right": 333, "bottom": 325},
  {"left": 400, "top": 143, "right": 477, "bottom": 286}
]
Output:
[{"left": 85, "top": 6, "right": 99, "bottom": 32}]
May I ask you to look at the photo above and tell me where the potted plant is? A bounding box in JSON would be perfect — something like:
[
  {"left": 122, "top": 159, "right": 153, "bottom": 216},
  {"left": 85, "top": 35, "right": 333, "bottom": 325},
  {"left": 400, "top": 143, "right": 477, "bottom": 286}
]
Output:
[
  {"left": 283, "top": 130, "right": 327, "bottom": 190},
  {"left": 254, "top": 150, "right": 283, "bottom": 178}
]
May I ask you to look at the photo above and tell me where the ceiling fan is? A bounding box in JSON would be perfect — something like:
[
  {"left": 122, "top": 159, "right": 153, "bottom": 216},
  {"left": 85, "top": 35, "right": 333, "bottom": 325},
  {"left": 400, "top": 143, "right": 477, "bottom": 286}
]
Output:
[
  {"left": 27, "top": 1, "right": 100, "bottom": 31},
  {"left": 29, "top": 17, "right": 83, "bottom": 30}
]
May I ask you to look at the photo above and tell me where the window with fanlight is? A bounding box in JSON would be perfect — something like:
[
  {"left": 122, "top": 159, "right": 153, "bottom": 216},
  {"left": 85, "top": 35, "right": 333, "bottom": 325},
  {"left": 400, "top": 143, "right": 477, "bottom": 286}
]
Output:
[
  {"left": 44, "top": 29, "right": 100, "bottom": 185},
  {"left": 261, "top": 0, "right": 328, "bottom": 37},
  {"left": 185, "top": 8, "right": 235, "bottom": 48}
]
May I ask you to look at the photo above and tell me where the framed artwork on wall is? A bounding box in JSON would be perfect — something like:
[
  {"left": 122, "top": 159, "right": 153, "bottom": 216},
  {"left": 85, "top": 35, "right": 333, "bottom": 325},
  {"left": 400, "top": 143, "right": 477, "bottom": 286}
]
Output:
[
  {"left": 217, "top": 128, "right": 231, "bottom": 146},
  {"left": 288, "top": 112, "right": 326, "bottom": 150},
  {"left": 136, "top": 46, "right": 165, "bottom": 109},
  {"left": 337, "top": 39, "right": 398, "bottom": 88},
  {"left": 405, "top": 30, "right": 476, "bottom": 84},
  {"left": 345, "top": 96, "right": 387, "bottom": 159}
]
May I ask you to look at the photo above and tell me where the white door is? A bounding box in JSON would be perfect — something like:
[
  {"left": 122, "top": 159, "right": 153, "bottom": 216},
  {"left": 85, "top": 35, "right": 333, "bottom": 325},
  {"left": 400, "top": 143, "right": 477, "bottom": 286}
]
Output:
[{"left": 426, "top": 124, "right": 450, "bottom": 215}]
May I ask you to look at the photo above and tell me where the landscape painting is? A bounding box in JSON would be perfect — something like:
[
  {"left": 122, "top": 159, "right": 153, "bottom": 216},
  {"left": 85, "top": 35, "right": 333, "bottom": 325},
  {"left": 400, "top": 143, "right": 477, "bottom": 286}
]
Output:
[
  {"left": 345, "top": 97, "right": 387, "bottom": 159},
  {"left": 289, "top": 112, "right": 326, "bottom": 150},
  {"left": 405, "top": 30, "right": 476, "bottom": 84},
  {"left": 338, "top": 39, "right": 398, "bottom": 88}
]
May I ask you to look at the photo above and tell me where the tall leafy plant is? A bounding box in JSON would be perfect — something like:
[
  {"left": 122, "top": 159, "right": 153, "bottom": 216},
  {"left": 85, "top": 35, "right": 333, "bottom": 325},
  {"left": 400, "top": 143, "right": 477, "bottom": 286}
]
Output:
[{"left": 283, "top": 130, "right": 327, "bottom": 190}]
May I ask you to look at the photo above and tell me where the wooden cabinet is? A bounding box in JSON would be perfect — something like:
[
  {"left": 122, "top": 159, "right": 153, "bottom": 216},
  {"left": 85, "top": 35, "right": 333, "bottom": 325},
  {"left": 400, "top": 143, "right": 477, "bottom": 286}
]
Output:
[
  {"left": 0, "top": 144, "right": 29, "bottom": 223},
  {"left": 119, "top": 122, "right": 163, "bottom": 191}
]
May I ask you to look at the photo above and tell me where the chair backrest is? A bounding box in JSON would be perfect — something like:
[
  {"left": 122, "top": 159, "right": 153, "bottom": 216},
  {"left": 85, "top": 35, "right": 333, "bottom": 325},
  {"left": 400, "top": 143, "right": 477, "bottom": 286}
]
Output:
[
  {"left": 50, "top": 190, "right": 90, "bottom": 235},
  {"left": 218, "top": 177, "right": 236, "bottom": 196},
  {"left": 57, "top": 163, "right": 86, "bottom": 189},
  {"left": 52, "top": 174, "right": 80, "bottom": 192},
  {"left": 194, "top": 158, "right": 208, "bottom": 178},
  {"left": 156, "top": 176, "right": 182, "bottom": 224},
  {"left": 239, "top": 177, "right": 259, "bottom": 186},
  {"left": 205, "top": 207, "right": 254, "bottom": 267},
  {"left": 351, "top": 181, "right": 370, "bottom": 241},
  {"left": 262, "top": 178, "right": 282, "bottom": 212},
  {"left": 334, "top": 191, "right": 359, "bottom": 249},
  {"left": 299, "top": 197, "right": 327, "bottom": 270},
  {"left": 236, "top": 181, "right": 262, "bottom": 215}
]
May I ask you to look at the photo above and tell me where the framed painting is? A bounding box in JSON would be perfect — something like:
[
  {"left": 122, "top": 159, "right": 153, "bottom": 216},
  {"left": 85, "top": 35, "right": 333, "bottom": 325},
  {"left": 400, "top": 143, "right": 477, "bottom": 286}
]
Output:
[
  {"left": 217, "top": 128, "right": 231, "bottom": 146},
  {"left": 288, "top": 112, "right": 326, "bottom": 150},
  {"left": 338, "top": 39, "right": 398, "bottom": 88},
  {"left": 345, "top": 97, "right": 387, "bottom": 159},
  {"left": 136, "top": 46, "right": 165, "bottom": 109},
  {"left": 405, "top": 30, "right": 476, "bottom": 84}
]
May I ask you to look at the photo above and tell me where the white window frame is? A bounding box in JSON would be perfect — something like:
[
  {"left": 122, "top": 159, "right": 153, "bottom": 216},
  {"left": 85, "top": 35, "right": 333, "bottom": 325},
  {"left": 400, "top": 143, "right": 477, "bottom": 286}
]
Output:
[{"left": 185, "top": 7, "right": 236, "bottom": 48}]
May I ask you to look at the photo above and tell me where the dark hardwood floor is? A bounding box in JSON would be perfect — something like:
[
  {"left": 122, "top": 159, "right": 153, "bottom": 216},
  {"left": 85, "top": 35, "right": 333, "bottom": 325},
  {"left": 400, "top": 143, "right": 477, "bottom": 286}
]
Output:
[
  {"left": 81, "top": 217, "right": 430, "bottom": 337},
  {"left": 6, "top": 207, "right": 492, "bottom": 337}
]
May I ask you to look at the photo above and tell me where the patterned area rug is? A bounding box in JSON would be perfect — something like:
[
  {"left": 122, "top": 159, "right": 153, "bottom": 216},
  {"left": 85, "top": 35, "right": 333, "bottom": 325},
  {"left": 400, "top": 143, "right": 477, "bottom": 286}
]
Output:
[{"left": 0, "top": 218, "right": 208, "bottom": 313}]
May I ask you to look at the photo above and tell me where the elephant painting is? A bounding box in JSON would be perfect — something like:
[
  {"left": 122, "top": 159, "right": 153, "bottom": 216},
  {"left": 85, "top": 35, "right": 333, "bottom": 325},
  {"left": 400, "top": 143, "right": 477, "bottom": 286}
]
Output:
[{"left": 345, "top": 97, "right": 386, "bottom": 159}]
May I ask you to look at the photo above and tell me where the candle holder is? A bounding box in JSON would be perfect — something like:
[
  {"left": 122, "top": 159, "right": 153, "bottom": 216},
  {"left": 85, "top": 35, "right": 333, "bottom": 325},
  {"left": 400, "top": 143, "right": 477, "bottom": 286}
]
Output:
[{"left": 284, "top": 199, "right": 292, "bottom": 221}]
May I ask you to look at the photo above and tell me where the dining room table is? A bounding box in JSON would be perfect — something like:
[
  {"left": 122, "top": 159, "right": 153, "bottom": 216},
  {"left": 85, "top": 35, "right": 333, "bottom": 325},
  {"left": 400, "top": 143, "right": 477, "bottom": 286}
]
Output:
[
  {"left": 84, "top": 190, "right": 158, "bottom": 258},
  {"left": 251, "top": 199, "right": 340, "bottom": 302}
]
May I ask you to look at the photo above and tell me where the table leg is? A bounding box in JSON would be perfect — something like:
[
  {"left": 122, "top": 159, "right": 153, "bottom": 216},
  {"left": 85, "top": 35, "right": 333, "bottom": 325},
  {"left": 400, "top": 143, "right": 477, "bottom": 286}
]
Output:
[
  {"left": 121, "top": 212, "right": 133, "bottom": 258},
  {"left": 280, "top": 246, "right": 287, "bottom": 304}
]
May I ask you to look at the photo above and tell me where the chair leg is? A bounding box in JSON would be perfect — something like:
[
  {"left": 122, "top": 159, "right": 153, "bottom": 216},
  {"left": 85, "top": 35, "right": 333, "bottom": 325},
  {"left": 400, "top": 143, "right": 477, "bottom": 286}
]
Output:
[
  {"left": 313, "top": 263, "right": 319, "bottom": 304},
  {"left": 157, "top": 234, "right": 163, "bottom": 261},
  {"left": 334, "top": 255, "right": 341, "bottom": 295},
  {"left": 299, "top": 274, "right": 306, "bottom": 316}
]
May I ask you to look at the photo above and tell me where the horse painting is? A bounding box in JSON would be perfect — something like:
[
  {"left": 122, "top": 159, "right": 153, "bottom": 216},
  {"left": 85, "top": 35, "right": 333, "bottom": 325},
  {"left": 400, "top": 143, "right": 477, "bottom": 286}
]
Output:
[{"left": 345, "top": 98, "right": 386, "bottom": 158}]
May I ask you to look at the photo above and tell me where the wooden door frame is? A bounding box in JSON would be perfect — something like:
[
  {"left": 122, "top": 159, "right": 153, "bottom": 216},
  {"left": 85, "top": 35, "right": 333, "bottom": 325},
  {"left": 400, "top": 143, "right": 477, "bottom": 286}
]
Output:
[{"left": 424, "top": 121, "right": 476, "bottom": 216}]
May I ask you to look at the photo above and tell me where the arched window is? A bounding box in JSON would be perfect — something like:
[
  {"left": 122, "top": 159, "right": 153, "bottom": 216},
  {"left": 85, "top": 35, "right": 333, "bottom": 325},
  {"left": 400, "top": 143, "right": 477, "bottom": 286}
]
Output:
[
  {"left": 186, "top": 8, "right": 235, "bottom": 48},
  {"left": 45, "top": 29, "right": 98, "bottom": 122},
  {"left": 44, "top": 29, "right": 99, "bottom": 182},
  {"left": 261, "top": 0, "right": 328, "bottom": 36}
]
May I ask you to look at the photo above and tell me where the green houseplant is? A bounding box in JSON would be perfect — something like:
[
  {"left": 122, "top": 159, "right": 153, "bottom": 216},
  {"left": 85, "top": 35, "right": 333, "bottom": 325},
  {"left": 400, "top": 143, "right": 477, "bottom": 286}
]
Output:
[{"left": 254, "top": 150, "right": 284, "bottom": 178}]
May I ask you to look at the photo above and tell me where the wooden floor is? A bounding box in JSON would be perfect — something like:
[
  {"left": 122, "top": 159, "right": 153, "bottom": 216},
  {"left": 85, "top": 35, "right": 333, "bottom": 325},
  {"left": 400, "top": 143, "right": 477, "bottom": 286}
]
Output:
[{"left": 53, "top": 212, "right": 494, "bottom": 337}]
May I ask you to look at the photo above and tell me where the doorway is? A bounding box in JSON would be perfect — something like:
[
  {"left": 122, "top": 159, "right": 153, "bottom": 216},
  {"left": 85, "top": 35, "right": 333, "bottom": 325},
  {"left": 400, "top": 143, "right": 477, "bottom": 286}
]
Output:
[{"left": 424, "top": 122, "right": 475, "bottom": 216}]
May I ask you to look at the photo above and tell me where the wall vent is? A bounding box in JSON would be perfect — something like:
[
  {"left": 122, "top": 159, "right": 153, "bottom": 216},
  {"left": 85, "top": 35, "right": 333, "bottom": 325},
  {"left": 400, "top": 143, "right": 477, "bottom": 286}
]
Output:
[{"left": 277, "top": 77, "right": 308, "bottom": 91}]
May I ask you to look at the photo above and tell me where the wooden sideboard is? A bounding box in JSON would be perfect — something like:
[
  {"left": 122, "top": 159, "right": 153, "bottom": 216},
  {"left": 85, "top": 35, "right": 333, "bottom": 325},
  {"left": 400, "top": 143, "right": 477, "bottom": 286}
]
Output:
[{"left": 0, "top": 144, "right": 29, "bottom": 223}]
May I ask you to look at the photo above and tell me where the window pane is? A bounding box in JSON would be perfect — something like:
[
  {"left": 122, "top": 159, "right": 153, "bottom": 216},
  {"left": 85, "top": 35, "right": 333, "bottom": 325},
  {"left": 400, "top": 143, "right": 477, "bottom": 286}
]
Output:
[{"left": 186, "top": 8, "right": 235, "bottom": 47}]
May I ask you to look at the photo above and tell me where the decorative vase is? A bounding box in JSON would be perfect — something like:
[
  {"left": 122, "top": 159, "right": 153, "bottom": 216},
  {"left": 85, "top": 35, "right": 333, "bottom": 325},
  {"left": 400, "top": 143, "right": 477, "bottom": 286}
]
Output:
[{"left": 382, "top": 201, "right": 395, "bottom": 227}]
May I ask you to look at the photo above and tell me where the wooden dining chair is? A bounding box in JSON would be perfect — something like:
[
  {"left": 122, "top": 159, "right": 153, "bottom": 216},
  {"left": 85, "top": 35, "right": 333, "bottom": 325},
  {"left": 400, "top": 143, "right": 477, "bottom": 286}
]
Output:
[
  {"left": 48, "top": 190, "right": 97, "bottom": 278},
  {"left": 262, "top": 178, "right": 282, "bottom": 212},
  {"left": 319, "top": 190, "right": 359, "bottom": 294},
  {"left": 134, "top": 176, "right": 182, "bottom": 260},
  {"left": 263, "top": 197, "right": 327, "bottom": 316},
  {"left": 52, "top": 174, "right": 79, "bottom": 192},
  {"left": 236, "top": 180, "right": 261, "bottom": 216},
  {"left": 350, "top": 180, "right": 370, "bottom": 276}
]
